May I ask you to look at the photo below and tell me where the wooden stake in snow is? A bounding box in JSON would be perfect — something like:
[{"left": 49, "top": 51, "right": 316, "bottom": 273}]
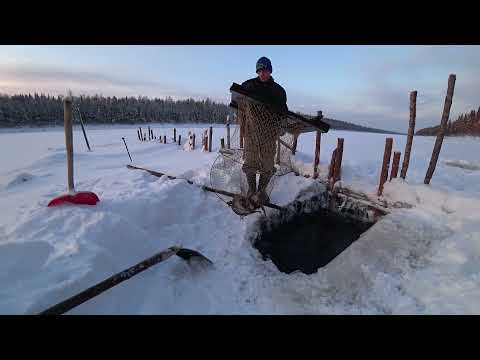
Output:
[
  {"left": 378, "top": 137, "right": 393, "bottom": 196},
  {"left": 424, "top": 74, "right": 456, "bottom": 185},
  {"left": 313, "top": 131, "right": 321, "bottom": 179},
  {"left": 208, "top": 126, "right": 213, "bottom": 152},
  {"left": 163, "top": 135, "right": 166, "bottom": 144},
  {"left": 333, "top": 138, "right": 344, "bottom": 182},
  {"left": 178, "top": 135, "right": 181, "bottom": 146},
  {"left": 192, "top": 133, "right": 196, "bottom": 150},
  {"left": 400, "top": 91, "right": 417, "bottom": 179},
  {"left": 390, "top": 151, "right": 401, "bottom": 181},
  {"left": 328, "top": 148, "right": 337, "bottom": 189},
  {"left": 65, "top": 98, "right": 74, "bottom": 191},
  {"left": 173, "top": 128, "right": 176, "bottom": 142}
]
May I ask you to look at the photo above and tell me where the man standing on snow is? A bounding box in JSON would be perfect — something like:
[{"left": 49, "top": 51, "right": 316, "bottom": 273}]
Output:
[{"left": 238, "top": 56, "right": 288, "bottom": 205}]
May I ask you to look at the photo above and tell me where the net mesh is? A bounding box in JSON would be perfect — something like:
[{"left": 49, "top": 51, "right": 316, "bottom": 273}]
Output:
[{"left": 210, "top": 94, "right": 311, "bottom": 215}]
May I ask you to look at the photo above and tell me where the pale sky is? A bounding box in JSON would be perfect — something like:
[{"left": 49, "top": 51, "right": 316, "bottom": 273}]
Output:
[{"left": 0, "top": 45, "right": 479, "bottom": 132}]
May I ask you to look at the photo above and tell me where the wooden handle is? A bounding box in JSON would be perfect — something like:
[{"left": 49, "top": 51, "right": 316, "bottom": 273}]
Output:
[
  {"left": 64, "top": 98, "right": 74, "bottom": 192},
  {"left": 39, "top": 247, "right": 180, "bottom": 315}
]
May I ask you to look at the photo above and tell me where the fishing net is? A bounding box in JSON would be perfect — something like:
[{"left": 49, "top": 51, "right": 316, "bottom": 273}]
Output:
[{"left": 210, "top": 91, "right": 315, "bottom": 216}]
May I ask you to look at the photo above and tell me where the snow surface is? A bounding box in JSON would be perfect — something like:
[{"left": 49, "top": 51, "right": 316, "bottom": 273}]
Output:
[{"left": 1, "top": 124, "right": 479, "bottom": 314}]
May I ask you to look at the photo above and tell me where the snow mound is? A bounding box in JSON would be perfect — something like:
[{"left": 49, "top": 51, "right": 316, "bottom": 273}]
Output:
[
  {"left": 444, "top": 160, "right": 480, "bottom": 171},
  {"left": 5, "top": 173, "right": 36, "bottom": 189}
]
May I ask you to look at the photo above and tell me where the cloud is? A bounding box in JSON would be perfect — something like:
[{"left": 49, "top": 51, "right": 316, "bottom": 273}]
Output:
[
  {"left": 0, "top": 63, "right": 216, "bottom": 102},
  {"left": 299, "top": 46, "right": 480, "bottom": 132}
]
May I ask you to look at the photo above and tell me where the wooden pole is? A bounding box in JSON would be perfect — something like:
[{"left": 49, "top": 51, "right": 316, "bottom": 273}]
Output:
[
  {"left": 126, "top": 165, "right": 283, "bottom": 211},
  {"left": 163, "top": 135, "right": 166, "bottom": 144},
  {"left": 64, "top": 98, "right": 74, "bottom": 192},
  {"left": 178, "top": 135, "right": 181, "bottom": 146},
  {"left": 424, "top": 74, "right": 456, "bottom": 185},
  {"left": 192, "top": 133, "right": 196, "bottom": 150},
  {"left": 390, "top": 151, "right": 401, "bottom": 181},
  {"left": 77, "top": 113, "right": 91, "bottom": 151},
  {"left": 333, "top": 138, "right": 344, "bottom": 182},
  {"left": 313, "top": 131, "right": 321, "bottom": 179},
  {"left": 173, "top": 128, "right": 176, "bottom": 142},
  {"left": 400, "top": 90, "right": 417, "bottom": 179},
  {"left": 209, "top": 126, "right": 213, "bottom": 152},
  {"left": 378, "top": 138, "right": 393, "bottom": 196},
  {"left": 226, "top": 123, "right": 231, "bottom": 149},
  {"left": 39, "top": 247, "right": 181, "bottom": 315},
  {"left": 220, "top": 138, "right": 225, "bottom": 149},
  {"left": 328, "top": 148, "right": 337, "bottom": 181}
]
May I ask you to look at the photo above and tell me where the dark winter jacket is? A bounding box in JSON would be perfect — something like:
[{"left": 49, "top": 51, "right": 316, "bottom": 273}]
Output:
[{"left": 241, "top": 76, "right": 288, "bottom": 113}]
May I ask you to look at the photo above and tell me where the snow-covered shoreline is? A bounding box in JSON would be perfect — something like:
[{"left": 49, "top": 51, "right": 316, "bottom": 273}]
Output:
[{"left": 1, "top": 125, "right": 479, "bottom": 314}]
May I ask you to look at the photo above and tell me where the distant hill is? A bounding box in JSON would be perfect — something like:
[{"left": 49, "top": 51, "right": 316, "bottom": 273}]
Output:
[
  {"left": 321, "top": 117, "right": 404, "bottom": 135},
  {"left": 298, "top": 112, "right": 404, "bottom": 135},
  {"left": 416, "top": 107, "right": 480, "bottom": 136}
]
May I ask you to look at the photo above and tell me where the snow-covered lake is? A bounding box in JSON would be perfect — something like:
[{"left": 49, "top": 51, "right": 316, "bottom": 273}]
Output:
[{"left": 1, "top": 124, "right": 479, "bottom": 314}]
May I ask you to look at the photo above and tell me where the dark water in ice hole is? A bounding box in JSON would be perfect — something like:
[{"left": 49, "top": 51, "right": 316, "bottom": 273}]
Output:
[{"left": 254, "top": 208, "right": 373, "bottom": 275}]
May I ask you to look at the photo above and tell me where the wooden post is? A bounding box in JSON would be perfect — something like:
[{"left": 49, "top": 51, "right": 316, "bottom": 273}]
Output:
[
  {"left": 148, "top": 126, "right": 151, "bottom": 140},
  {"left": 64, "top": 98, "right": 74, "bottom": 192},
  {"left": 390, "top": 151, "right": 401, "bottom": 181},
  {"left": 333, "top": 138, "right": 344, "bottom": 182},
  {"left": 192, "top": 133, "right": 196, "bottom": 150},
  {"left": 226, "top": 123, "right": 231, "bottom": 149},
  {"left": 220, "top": 138, "right": 225, "bottom": 149},
  {"left": 139, "top": 127, "right": 142, "bottom": 140},
  {"left": 208, "top": 126, "right": 213, "bottom": 152},
  {"left": 178, "top": 135, "right": 181, "bottom": 146},
  {"left": 292, "top": 134, "right": 298, "bottom": 155},
  {"left": 163, "top": 135, "right": 166, "bottom": 144},
  {"left": 144, "top": 133, "right": 147, "bottom": 141},
  {"left": 424, "top": 74, "right": 456, "bottom": 185},
  {"left": 378, "top": 138, "right": 393, "bottom": 196},
  {"left": 400, "top": 90, "right": 417, "bottom": 179},
  {"left": 328, "top": 148, "right": 337, "bottom": 180},
  {"left": 313, "top": 131, "right": 321, "bottom": 179},
  {"left": 173, "top": 128, "right": 176, "bottom": 142}
]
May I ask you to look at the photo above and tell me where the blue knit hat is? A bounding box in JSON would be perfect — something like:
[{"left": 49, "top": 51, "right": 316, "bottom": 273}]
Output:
[{"left": 256, "top": 56, "right": 272, "bottom": 73}]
